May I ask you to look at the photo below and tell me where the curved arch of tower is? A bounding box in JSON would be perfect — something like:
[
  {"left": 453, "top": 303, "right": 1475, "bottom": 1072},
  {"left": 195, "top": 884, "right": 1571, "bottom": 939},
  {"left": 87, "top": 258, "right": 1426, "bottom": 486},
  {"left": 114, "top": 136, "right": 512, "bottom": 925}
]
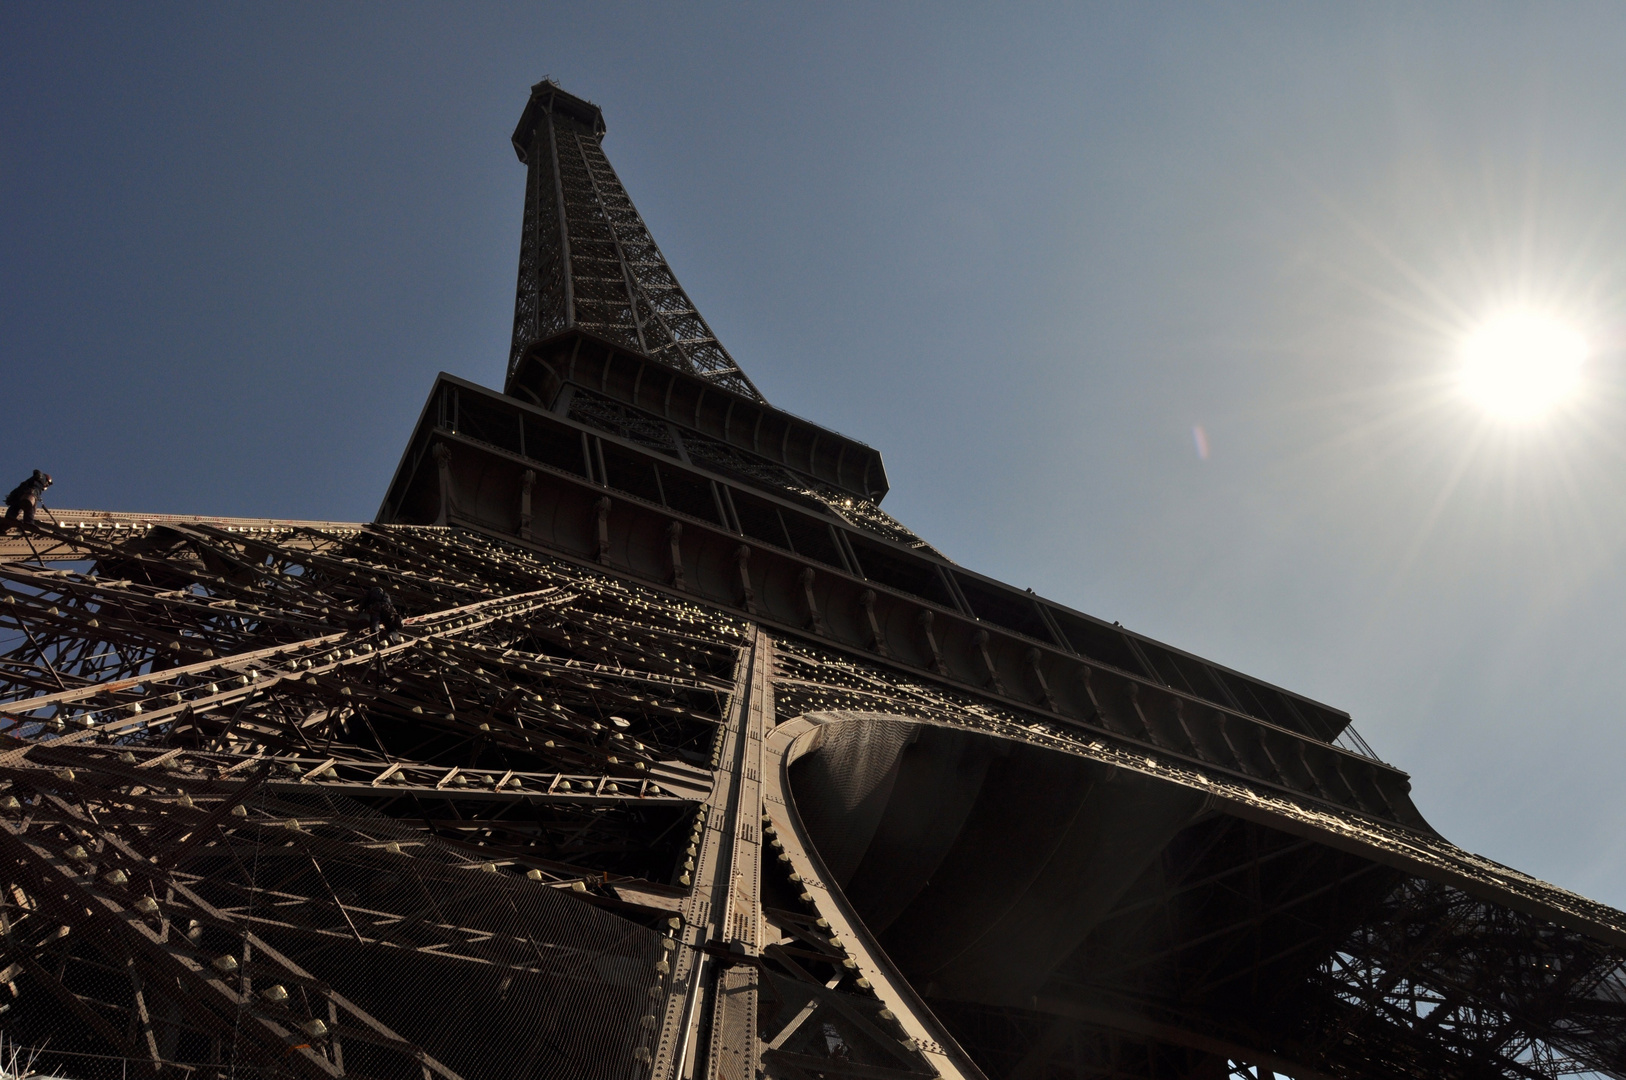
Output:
[{"left": 0, "top": 81, "right": 1619, "bottom": 1080}]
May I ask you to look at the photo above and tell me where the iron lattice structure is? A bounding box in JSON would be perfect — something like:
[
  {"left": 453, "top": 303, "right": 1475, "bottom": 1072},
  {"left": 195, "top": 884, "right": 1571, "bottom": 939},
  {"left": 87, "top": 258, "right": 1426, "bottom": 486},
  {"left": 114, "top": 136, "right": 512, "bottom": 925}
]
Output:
[
  {"left": 508, "top": 82, "right": 762, "bottom": 400},
  {"left": 0, "top": 80, "right": 1623, "bottom": 1080}
]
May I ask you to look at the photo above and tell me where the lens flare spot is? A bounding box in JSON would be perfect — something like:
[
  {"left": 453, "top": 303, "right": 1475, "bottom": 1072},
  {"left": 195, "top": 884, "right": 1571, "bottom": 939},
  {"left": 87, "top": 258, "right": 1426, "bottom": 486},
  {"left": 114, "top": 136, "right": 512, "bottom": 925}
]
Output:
[{"left": 1459, "top": 311, "right": 1587, "bottom": 422}]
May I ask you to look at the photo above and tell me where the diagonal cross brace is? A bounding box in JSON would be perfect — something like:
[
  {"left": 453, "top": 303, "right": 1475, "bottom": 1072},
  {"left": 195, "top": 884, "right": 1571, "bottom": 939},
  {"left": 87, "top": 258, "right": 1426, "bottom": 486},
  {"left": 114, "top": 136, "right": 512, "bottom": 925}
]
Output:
[{"left": 1, "top": 796, "right": 468, "bottom": 1080}]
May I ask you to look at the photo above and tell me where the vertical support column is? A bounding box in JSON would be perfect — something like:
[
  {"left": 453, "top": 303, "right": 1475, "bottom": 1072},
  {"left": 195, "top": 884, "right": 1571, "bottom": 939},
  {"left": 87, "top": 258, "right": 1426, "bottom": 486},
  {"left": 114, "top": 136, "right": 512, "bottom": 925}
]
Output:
[
  {"left": 800, "top": 568, "right": 826, "bottom": 634},
  {"left": 918, "top": 610, "right": 946, "bottom": 675},
  {"left": 1026, "top": 647, "right": 1057, "bottom": 712},
  {"left": 653, "top": 630, "right": 772, "bottom": 1080},
  {"left": 735, "top": 545, "right": 757, "bottom": 615},
  {"left": 518, "top": 470, "right": 535, "bottom": 542},
  {"left": 667, "top": 521, "right": 687, "bottom": 591},
  {"left": 1077, "top": 666, "right": 1105, "bottom": 725},
  {"left": 545, "top": 110, "right": 575, "bottom": 328},
  {"left": 432, "top": 444, "right": 453, "bottom": 528},
  {"left": 704, "top": 632, "right": 770, "bottom": 1080},
  {"left": 595, "top": 496, "right": 612, "bottom": 563},
  {"left": 973, "top": 630, "right": 1005, "bottom": 694},
  {"left": 859, "top": 590, "right": 890, "bottom": 658}
]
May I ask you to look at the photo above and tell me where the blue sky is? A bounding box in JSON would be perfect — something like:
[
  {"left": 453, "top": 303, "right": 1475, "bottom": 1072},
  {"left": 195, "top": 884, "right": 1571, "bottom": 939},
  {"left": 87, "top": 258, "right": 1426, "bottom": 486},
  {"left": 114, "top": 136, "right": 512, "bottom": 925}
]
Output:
[{"left": 5, "top": 4, "right": 1626, "bottom": 907}]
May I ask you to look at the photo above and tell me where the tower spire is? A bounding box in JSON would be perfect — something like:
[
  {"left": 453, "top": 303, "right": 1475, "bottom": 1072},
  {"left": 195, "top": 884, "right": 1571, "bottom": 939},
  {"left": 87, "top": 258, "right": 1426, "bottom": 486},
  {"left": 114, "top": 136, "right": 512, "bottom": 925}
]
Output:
[{"left": 509, "top": 80, "right": 765, "bottom": 401}]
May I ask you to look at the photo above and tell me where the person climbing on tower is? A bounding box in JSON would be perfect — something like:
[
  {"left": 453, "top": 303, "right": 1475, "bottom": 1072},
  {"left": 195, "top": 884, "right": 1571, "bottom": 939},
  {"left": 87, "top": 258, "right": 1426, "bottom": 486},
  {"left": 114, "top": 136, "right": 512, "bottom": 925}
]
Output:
[
  {"left": 359, "top": 585, "right": 404, "bottom": 638},
  {"left": 2, "top": 470, "right": 52, "bottom": 532}
]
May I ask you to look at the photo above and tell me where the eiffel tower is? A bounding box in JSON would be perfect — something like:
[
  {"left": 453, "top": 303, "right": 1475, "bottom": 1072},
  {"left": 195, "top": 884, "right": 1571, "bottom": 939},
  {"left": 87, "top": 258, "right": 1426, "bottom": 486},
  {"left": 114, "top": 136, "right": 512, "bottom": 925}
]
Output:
[{"left": 0, "top": 79, "right": 1621, "bottom": 1080}]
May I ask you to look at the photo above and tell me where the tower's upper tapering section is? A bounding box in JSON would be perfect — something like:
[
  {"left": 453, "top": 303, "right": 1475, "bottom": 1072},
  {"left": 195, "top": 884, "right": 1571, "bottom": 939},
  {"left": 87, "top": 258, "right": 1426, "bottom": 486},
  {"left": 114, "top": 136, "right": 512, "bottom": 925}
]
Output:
[{"left": 509, "top": 81, "right": 765, "bottom": 401}]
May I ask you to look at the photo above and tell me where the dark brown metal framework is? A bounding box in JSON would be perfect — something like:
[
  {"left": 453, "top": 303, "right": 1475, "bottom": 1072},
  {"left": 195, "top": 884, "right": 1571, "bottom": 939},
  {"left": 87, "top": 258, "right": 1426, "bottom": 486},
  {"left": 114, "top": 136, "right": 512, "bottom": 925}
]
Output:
[
  {"left": 509, "top": 82, "right": 762, "bottom": 400},
  {"left": 0, "top": 79, "right": 1622, "bottom": 1080}
]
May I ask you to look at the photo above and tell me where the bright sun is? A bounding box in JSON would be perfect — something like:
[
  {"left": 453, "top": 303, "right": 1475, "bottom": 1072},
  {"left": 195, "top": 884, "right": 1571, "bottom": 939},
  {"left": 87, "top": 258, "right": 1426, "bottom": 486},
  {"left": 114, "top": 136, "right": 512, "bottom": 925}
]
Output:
[{"left": 1459, "top": 311, "right": 1588, "bottom": 423}]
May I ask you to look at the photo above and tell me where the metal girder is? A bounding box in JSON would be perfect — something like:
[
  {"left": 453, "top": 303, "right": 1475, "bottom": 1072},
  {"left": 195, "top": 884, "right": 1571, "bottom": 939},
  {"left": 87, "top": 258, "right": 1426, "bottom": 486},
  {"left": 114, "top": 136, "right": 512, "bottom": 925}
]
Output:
[
  {"left": 4, "top": 511, "right": 1620, "bottom": 1080},
  {"left": 0, "top": 518, "right": 747, "bottom": 1079}
]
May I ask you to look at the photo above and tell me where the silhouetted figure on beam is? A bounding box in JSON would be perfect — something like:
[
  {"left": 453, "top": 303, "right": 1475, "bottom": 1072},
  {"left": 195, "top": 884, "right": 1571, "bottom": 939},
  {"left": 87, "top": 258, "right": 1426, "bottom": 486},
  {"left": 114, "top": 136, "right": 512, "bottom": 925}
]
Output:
[
  {"left": 359, "top": 586, "right": 404, "bottom": 639},
  {"left": 2, "top": 471, "right": 52, "bottom": 533}
]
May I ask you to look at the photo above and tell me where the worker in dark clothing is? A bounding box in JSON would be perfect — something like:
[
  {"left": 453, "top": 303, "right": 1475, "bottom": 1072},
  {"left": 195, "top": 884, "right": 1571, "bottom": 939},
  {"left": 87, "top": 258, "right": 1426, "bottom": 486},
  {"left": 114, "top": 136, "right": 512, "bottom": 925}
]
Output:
[
  {"left": 2, "top": 471, "right": 52, "bottom": 532},
  {"left": 359, "top": 586, "right": 404, "bottom": 637}
]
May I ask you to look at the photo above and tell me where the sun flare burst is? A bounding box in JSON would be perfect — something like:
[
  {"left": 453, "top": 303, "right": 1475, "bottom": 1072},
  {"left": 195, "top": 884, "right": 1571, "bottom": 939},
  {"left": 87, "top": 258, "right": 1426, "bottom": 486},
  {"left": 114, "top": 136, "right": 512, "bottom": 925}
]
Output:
[{"left": 1458, "top": 310, "right": 1587, "bottom": 423}]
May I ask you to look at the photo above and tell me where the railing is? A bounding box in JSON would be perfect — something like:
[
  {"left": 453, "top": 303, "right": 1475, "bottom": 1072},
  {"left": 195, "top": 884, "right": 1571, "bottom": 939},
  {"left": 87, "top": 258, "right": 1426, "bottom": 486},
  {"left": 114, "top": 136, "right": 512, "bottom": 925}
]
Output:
[{"left": 1334, "top": 723, "right": 1386, "bottom": 764}]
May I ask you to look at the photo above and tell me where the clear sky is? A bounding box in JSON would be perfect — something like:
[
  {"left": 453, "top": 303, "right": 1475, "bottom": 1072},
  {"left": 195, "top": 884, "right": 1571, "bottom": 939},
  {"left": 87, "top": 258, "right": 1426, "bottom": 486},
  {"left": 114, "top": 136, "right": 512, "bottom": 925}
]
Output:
[{"left": 5, "top": 5, "right": 1625, "bottom": 908}]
